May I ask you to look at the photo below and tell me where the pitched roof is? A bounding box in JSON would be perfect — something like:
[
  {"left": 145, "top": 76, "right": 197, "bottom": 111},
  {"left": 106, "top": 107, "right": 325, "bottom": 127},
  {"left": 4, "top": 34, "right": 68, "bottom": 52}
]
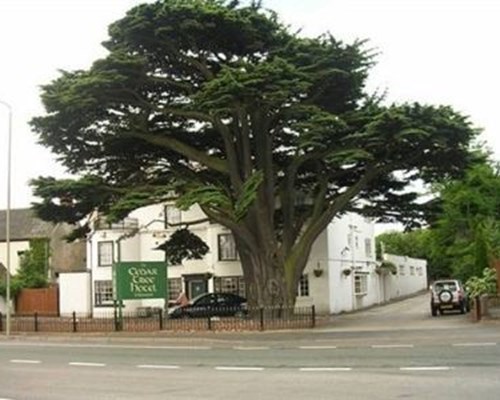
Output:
[{"left": 0, "top": 208, "right": 55, "bottom": 241}]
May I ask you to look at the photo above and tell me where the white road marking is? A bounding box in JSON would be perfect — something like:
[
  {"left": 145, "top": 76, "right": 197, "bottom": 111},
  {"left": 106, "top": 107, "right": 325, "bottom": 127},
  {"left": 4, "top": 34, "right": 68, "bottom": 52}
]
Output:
[
  {"left": 452, "top": 342, "right": 497, "bottom": 347},
  {"left": 371, "top": 344, "right": 414, "bottom": 349},
  {"left": 233, "top": 346, "right": 270, "bottom": 351},
  {"left": 299, "top": 346, "right": 337, "bottom": 350},
  {"left": 9, "top": 359, "right": 41, "bottom": 364},
  {"left": 400, "top": 366, "right": 452, "bottom": 371},
  {"left": 137, "top": 364, "right": 180, "bottom": 369},
  {"left": 69, "top": 362, "right": 106, "bottom": 367},
  {"left": 300, "top": 367, "right": 352, "bottom": 372},
  {"left": 215, "top": 366, "right": 265, "bottom": 371}
]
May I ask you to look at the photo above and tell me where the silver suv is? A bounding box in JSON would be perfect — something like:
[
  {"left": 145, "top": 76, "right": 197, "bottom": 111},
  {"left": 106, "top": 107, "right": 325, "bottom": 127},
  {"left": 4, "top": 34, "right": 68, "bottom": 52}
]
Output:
[{"left": 430, "top": 279, "right": 470, "bottom": 316}]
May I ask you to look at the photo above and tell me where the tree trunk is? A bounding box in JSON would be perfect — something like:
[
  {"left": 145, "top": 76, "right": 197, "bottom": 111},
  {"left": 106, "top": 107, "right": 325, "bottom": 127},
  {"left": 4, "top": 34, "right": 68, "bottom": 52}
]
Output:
[{"left": 238, "top": 247, "right": 305, "bottom": 308}]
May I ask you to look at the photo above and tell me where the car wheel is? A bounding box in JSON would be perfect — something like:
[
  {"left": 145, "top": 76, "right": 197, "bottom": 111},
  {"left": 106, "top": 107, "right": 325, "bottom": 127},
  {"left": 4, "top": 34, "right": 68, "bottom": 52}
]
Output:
[{"left": 460, "top": 301, "right": 466, "bottom": 314}]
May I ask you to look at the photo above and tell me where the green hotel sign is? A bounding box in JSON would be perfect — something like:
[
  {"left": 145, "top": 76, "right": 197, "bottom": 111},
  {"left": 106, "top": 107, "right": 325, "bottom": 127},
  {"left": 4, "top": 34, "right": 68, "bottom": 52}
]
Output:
[{"left": 114, "top": 262, "right": 167, "bottom": 300}]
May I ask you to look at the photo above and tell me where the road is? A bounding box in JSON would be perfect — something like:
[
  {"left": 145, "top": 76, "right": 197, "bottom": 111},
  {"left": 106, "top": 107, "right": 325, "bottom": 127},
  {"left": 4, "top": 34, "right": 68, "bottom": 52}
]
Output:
[{"left": 1, "top": 293, "right": 499, "bottom": 400}]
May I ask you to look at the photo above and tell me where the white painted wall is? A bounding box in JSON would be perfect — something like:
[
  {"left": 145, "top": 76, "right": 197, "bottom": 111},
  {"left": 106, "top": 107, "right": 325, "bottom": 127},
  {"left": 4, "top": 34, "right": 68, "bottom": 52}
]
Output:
[
  {"left": 327, "top": 213, "right": 377, "bottom": 314},
  {"left": 383, "top": 254, "right": 428, "bottom": 301},
  {"left": 59, "top": 272, "right": 91, "bottom": 317},
  {"left": 0, "top": 240, "right": 30, "bottom": 275}
]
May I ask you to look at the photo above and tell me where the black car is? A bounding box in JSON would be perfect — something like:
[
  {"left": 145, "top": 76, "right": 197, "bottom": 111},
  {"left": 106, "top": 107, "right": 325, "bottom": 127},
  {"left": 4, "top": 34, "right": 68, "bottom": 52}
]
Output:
[{"left": 167, "top": 292, "right": 247, "bottom": 319}]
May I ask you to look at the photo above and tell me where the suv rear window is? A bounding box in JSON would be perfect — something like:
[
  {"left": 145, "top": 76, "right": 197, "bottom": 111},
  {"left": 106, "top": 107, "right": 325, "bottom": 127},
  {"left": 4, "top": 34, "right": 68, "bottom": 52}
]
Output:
[{"left": 434, "top": 281, "right": 458, "bottom": 291}]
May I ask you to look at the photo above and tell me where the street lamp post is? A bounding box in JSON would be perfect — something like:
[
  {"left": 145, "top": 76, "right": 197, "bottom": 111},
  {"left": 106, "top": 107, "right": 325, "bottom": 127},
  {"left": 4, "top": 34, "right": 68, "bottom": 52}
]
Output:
[{"left": 0, "top": 99, "right": 12, "bottom": 337}]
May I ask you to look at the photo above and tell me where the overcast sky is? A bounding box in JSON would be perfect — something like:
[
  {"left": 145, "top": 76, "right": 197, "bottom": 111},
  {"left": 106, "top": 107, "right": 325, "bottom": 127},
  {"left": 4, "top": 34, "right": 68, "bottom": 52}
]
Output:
[{"left": 1, "top": 0, "right": 499, "bottom": 212}]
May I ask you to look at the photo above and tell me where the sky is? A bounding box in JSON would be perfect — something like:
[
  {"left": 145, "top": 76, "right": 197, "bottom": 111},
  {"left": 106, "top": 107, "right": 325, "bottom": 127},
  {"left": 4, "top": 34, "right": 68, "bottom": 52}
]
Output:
[{"left": 1, "top": 0, "right": 499, "bottom": 215}]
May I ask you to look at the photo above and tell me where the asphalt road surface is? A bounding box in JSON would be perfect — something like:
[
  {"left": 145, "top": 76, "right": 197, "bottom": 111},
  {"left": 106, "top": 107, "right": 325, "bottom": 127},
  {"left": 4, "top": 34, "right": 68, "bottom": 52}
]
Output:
[{"left": 1, "top": 293, "right": 499, "bottom": 400}]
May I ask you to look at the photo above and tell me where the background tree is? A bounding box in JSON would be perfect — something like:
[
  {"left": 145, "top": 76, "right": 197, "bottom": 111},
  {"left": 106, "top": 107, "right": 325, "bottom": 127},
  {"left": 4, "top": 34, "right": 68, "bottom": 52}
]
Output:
[
  {"left": 30, "top": 0, "right": 479, "bottom": 306},
  {"left": 377, "top": 161, "right": 500, "bottom": 282},
  {"left": 430, "top": 162, "right": 500, "bottom": 282}
]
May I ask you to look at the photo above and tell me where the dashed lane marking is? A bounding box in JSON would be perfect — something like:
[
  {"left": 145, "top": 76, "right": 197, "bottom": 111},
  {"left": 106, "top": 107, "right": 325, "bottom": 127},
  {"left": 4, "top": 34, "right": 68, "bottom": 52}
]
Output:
[
  {"left": 299, "top": 346, "right": 337, "bottom": 350},
  {"left": 400, "top": 366, "right": 452, "bottom": 371},
  {"left": 215, "top": 366, "right": 265, "bottom": 371},
  {"left": 299, "top": 367, "right": 352, "bottom": 372},
  {"left": 371, "top": 344, "right": 414, "bottom": 349},
  {"left": 137, "top": 364, "right": 180, "bottom": 369},
  {"left": 68, "top": 362, "right": 106, "bottom": 367},
  {"left": 233, "top": 346, "right": 270, "bottom": 350},
  {"left": 9, "top": 359, "right": 41, "bottom": 364},
  {"left": 452, "top": 342, "right": 497, "bottom": 347}
]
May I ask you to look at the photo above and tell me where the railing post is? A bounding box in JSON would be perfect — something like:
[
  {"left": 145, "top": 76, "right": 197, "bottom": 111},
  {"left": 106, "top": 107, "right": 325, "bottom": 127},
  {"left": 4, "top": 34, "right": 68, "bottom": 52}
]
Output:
[
  {"left": 207, "top": 315, "right": 212, "bottom": 331},
  {"left": 34, "top": 312, "right": 39, "bottom": 332},
  {"left": 0, "top": 312, "right": 3, "bottom": 331},
  {"left": 311, "top": 305, "right": 316, "bottom": 328},
  {"left": 475, "top": 295, "right": 482, "bottom": 321},
  {"left": 113, "top": 300, "right": 119, "bottom": 331},
  {"left": 72, "top": 311, "right": 77, "bottom": 333},
  {"left": 158, "top": 308, "right": 164, "bottom": 330},
  {"left": 259, "top": 307, "right": 264, "bottom": 331}
]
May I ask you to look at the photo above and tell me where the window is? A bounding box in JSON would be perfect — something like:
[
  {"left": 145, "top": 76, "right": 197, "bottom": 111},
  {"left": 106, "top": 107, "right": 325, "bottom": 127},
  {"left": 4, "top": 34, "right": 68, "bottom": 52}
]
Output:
[
  {"left": 410, "top": 266, "right": 415, "bottom": 276},
  {"left": 218, "top": 233, "right": 238, "bottom": 261},
  {"left": 164, "top": 205, "right": 181, "bottom": 228},
  {"left": 97, "top": 241, "right": 114, "bottom": 266},
  {"left": 399, "top": 265, "right": 405, "bottom": 276},
  {"left": 214, "top": 276, "right": 246, "bottom": 297},
  {"left": 298, "top": 274, "right": 310, "bottom": 297},
  {"left": 364, "top": 238, "right": 372, "bottom": 257},
  {"left": 168, "top": 278, "right": 183, "bottom": 301},
  {"left": 355, "top": 235, "right": 359, "bottom": 249},
  {"left": 354, "top": 273, "right": 368, "bottom": 295},
  {"left": 417, "top": 267, "right": 423, "bottom": 276},
  {"left": 94, "top": 280, "right": 113, "bottom": 306}
]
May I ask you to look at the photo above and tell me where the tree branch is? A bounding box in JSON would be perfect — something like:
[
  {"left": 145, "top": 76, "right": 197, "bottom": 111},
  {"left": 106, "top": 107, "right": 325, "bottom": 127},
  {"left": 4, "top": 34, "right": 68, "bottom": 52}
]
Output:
[{"left": 124, "top": 131, "right": 228, "bottom": 174}]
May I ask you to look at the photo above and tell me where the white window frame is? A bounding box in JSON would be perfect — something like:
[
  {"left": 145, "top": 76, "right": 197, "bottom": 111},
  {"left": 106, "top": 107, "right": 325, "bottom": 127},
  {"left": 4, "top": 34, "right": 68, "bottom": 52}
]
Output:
[
  {"left": 168, "top": 278, "right": 183, "bottom": 301},
  {"left": 354, "top": 273, "right": 368, "bottom": 296},
  {"left": 298, "top": 274, "right": 310, "bottom": 297},
  {"left": 214, "top": 276, "right": 246, "bottom": 297},
  {"left": 364, "top": 238, "right": 372, "bottom": 257},
  {"left": 218, "top": 233, "right": 238, "bottom": 261},
  {"left": 94, "top": 280, "right": 113, "bottom": 306},
  {"left": 164, "top": 205, "right": 181, "bottom": 228},
  {"left": 97, "top": 241, "right": 114, "bottom": 267}
]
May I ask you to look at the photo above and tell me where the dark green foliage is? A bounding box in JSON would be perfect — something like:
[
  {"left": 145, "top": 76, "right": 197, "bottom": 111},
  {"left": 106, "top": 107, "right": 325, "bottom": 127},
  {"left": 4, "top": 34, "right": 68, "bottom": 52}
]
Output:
[
  {"left": 431, "top": 163, "right": 500, "bottom": 282},
  {"left": 30, "top": 0, "right": 479, "bottom": 305},
  {"left": 157, "top": 228, "right": 210, "bottom": 265},
  {"left": 377, "top": 162, "right": 500, "bottom": 282},
  {"left": 0, "top": 239, "right": 50, "bottom": 298}
]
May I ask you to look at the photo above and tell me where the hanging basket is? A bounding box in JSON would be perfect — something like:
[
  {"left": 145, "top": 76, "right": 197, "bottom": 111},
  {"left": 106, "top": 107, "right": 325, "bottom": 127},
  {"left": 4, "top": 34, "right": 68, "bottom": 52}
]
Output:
[
  {"left": 342, "top": 268, "right": 352, "bottom": 277},
  {"left": 313, "top": 268, "right": 324, "bottom": 277},
  {"left": 377, "top": 261, "right": 397, "bottom": 275}
]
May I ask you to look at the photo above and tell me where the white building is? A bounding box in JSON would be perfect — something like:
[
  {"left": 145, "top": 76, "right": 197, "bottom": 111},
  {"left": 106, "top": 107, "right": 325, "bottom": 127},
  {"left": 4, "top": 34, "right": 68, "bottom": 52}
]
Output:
[
  {"left": 59, "top": 204, "right": 428, "bottom": 316},
  {"left": 0, "top": 208, "right": 86, "bottom": 314}
]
